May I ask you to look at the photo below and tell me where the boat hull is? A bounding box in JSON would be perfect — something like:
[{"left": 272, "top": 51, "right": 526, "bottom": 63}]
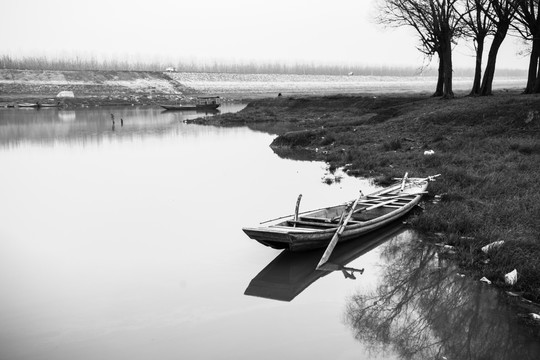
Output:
[
  {"left": 243, "top": 178, "right": 429, "bottom": 251},
  {"left": 18, "top": 103, "right": 61, "bottom": 108},
  {"left": 17, "top": 103, "right": 40, "bottom": 108}
]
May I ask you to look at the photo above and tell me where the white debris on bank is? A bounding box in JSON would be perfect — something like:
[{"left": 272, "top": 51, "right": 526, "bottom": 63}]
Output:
[
  {"left": 56, "top": 91, "right": 74, "bottom": 98},
  {"left": 480, "top": 277, "right": 492, "bottom": 285},
  {"left": 424, "top": 150, "right": 435, "bottom": 155},
  {"left": 504, "top": 269, "right": 518, "bottom": 286},
  {"left": 481, "top": 240, "right": 505, "bottom": 254}
]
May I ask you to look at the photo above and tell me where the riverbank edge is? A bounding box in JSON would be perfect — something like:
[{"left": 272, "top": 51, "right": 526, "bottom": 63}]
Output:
[
  {"left": 189, "top": 92, "right": 540, "bottom": 314},
  {"left": 0, "top": 69, "right": 204, "bottom": 108}
]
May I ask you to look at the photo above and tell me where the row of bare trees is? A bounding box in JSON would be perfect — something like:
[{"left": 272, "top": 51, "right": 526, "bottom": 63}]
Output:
[{"left": 378, "top": 0, "right": 540, "bottom": 98}]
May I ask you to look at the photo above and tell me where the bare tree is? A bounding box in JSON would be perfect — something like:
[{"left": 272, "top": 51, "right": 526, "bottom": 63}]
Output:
[
  {"left": 378, "top": 0, "right": 462, "bottom": 98},
  {"left": 460, "top": 0, "right": 494, "bottom": 95},
  {"left": 478, "top": 0, "right": 520, "bottom": 95},
  {"left": 514, "top": 0, "right": 540, "bottom": 93}
]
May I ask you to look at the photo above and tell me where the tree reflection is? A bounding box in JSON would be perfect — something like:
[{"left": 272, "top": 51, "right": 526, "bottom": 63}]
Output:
[{"left": 345, "top": 236, "right": 540, "bottom": 360}]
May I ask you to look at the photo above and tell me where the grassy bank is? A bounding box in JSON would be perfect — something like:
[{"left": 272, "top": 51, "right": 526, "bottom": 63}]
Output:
[{"left": 195, "top": 92, "right": 540, "bottom": 302}]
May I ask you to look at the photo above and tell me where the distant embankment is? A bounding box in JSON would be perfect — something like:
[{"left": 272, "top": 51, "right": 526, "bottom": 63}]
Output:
[
  {"left": 0, "top": 69, "right": 527, "bottom": 104},
  {"left": 0, "top": 69, "right": 199, "bottom": 104},
  {"left": 166, "top": 72, "right": 526, "bottom": 99}
]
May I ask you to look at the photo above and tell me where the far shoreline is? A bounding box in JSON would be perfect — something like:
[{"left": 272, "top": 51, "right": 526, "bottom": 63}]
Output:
[{"left": 0, "top": 68, "right": 527, "bottom": 107}]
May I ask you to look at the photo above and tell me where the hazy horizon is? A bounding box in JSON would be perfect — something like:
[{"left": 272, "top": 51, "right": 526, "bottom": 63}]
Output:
[{"left": 0, "top": 53, "right": 528, "bottom": 77}]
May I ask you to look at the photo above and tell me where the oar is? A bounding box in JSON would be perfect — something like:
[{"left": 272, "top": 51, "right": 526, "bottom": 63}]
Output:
[
  {"left": 316, "top": 191, "right": 364, "bottom": 270},
  {"left": 400, "top": 172, "right": 409, "bottom": 191},
  {"left": 293, "top": 194, "right": 302, "bottom": 227}
]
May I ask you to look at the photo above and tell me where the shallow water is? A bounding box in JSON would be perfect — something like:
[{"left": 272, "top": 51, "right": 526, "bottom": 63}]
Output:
[{"left": 0, "top": 105, "right": 538, "bottom": 360}]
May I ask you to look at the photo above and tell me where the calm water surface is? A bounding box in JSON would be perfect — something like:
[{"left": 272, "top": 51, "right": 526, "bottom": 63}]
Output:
[{"left": 0, "top": 105, "right": 538, "bottom": 360}]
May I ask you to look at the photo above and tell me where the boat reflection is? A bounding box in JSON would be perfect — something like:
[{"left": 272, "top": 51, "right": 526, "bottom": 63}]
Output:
[
  {"left": 345, "top": 235, "right": 540, "bottom": 359},
  {"left": 245, "top": 223, "right": 405, "bottom": 302}
]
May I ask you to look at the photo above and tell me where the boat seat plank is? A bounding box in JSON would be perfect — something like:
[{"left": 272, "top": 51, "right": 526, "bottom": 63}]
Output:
[
  {"left": 299, "top": 216, "right": 334, "bottom": 223},
  {"left": 364, "top": 197, "right": 414, "bottom": 202},
  {"left": 357, "top": 204, "right": 402, "bottom": 209},
  {"left": 287, "top": 220, "right": 339, "bottom": 228},
  {"left": 369, "top": 194, "right": 415, "bottom": 198},
  {"left": 364, "top": 199, "right": 403, "bottom": 211}
]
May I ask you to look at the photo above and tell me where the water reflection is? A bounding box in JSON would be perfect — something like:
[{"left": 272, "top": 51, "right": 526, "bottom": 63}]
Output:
[
  {"left": 345, "top": 235, "right": 540, "bottom": 359},
  {"left": 245, "top": 223, "right": 405, "bottom": 302},
  {"left": 0, "top": 103, "right": 245, "bottom": 148}
]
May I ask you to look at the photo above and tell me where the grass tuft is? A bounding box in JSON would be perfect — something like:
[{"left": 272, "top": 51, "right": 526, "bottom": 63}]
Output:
[{"left": 382, "top": 138, "right": 402, "bottom": 151}]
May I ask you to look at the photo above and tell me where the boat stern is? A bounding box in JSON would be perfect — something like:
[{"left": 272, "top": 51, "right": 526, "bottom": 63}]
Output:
[{"left": 242, "top": 227, "right": 293, "bottom": 250}]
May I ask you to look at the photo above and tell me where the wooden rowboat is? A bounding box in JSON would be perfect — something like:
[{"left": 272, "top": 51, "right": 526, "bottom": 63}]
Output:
[
  {"left": 242, "top": 175, "right": 437, "bottom": 252},
  {"left": 160, "top": 96, "right": 221, "bottom": 111}
]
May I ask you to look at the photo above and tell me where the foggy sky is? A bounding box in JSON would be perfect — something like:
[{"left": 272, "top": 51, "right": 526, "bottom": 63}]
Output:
[{"left": 1, "top": 0, "right": 529, "bottom": 69}]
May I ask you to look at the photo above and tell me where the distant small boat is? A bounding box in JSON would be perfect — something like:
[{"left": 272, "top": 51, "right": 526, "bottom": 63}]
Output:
[
  {"left": 17, "top": 103, "right": 40, "bottom": 108},
  {"left": 243, "top": 175, "right": 439, "bottom": 252},
  {"left": 39, "top": 103, "right": 62, "bottom": 108},
  {"left": 160, "top": 96, "right": 221, "bottom": 111}
]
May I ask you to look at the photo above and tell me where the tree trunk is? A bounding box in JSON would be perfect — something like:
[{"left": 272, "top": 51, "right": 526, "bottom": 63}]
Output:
[
  {"left": 524, "top": 37, "right": 540, "bottom": 94},
  {"left": 469, "top": 35, "right": 485, "bottom": 96},
  {"left": 480, "top": 25, "right": 508, "bottom": 96},
  {"left": 433, "top": 52, "right": 444, "bottom": 97},
  {"left": 533, "top": 58, "right": 540, "bottom": 93},
  {"left": 442, "top": 39, "right": 454, "bottom": 99}
]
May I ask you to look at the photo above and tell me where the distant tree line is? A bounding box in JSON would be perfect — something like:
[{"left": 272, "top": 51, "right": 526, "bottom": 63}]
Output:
[
  {"left": 0, "top": 54, "right": 525, "bottom": 78},
  {"left": 0, "top": 55, "right": 165, "bottom": 72},
  {"left": 377, "top": 0, "right": 539, "bottom": 97}
]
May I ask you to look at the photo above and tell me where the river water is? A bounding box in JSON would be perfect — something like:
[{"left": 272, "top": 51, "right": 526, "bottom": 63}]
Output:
[{"left": 0, "top": 105, "right": 538, "bottom": 360}]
